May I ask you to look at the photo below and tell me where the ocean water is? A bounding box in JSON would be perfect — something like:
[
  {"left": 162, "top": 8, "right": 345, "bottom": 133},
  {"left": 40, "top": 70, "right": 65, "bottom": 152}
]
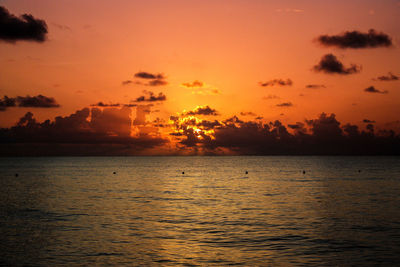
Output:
[{"left": 1, "top": 156, "right": 400, "bottom": 266}]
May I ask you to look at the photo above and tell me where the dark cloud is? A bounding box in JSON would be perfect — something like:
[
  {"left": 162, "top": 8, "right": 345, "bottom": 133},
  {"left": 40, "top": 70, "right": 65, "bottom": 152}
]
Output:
[
  {"left": 17, "top": 95, "right": 60, "bottom": 108},
  {"left": 0, "top": 96, "right": 16, "bottom": 111},
  {"left": 313, "top": 54, "right": 361, "bottom": 75},
  {"left": 121, "top": 80, "right": 133, "bottom": 85},
  {"left": 185, "top": 106, "right": 218, "bottom": 116},
  {"left": 0, "top": 6, "right": 48, "bottom": 43},
  {"left": 134, "top": 72, "right": 165, "bottom": 80},
  {"left": 363, "top": 119, "right": 376, "bottom": 123},
  {"left": 0, "top": 107, "right": 168, "bottom": 156},
  {"left": 364, "top": 86, "right": 388, "bottom": 94},
  {"left": 0, "top": 95, "right": 59, "bottom": 111},
  {"left": 305, "top": 84, "right": 326, "bottom": 89},
  {"left": 90, "top": 101, "right": 137, "bottom": 107},
  {"left": 134, "top": 91, "right": 166, "bottom": 102},
  {"left": 240, "top": 111, "right": 257, "bottom": 116},
  {"left": 147, "top": 79, "right": 168, "bottom": 86},
  {"left": 317, "top": 29, "right": 392, "bottom": 49},
  {"left": 276, "top": 102, "right": 293, "bottom": 107},
  {"left": 259, "top": 79, "right": 293, "bottom": 87},
  {"left": 373, "top": 72, "right": 399, "bottom": 81},
  {"left": 133, "top": 72, "right": 167, "bottom": 86},
  {"left": 171, "top": 111, "right": 400, "bottom": 155},
  {"left": 182, "top": 80, "right": 204, "bottom": 88}
]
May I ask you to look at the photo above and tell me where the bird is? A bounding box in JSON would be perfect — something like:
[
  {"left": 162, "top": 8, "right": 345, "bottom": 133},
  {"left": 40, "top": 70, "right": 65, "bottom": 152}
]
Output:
[
  {"left": 245, "top": 171, "right": 248, "bottom": 175},
  {"left": 182, "top": 171, "right": 185, "bottom": 175},
  {"left": 15, "top": 173, "right": 19, "bottom": 177},
  {"left": 303, "top": 170, "right": 306, "bottom": 174},
  {"left": 113, "top": 171, "right": 116, "bottom": 174}
]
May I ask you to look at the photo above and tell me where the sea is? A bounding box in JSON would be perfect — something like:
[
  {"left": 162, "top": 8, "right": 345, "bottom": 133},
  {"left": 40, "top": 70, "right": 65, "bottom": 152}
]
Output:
[{"left": 1, "top": 156, "right": 400, "bottom": 266}]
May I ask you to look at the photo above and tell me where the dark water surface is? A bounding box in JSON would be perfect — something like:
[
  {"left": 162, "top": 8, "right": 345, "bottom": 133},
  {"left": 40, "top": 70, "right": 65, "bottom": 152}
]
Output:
[{"left": 1, "top": 156, "right": 400, "bottom": 266}]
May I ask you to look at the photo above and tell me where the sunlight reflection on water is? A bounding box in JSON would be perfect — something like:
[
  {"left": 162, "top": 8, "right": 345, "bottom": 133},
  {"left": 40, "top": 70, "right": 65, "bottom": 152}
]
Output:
[{"left": 1, "top": 156, "right": 400, "bottom": 266}]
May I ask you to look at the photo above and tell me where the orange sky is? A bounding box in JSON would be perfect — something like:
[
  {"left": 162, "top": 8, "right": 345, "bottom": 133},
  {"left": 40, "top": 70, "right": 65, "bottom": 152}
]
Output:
[{"left": 1, "top": 0, "right": 400, "bottom": 155}]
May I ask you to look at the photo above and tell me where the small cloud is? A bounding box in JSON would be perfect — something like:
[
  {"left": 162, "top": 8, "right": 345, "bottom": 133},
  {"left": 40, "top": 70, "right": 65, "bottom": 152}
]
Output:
[
  {"left": 259, "top": 79, "right": 293, "bottom": 87},
  {"left": 0, "top": 6, "right": 48, "bottom": 43},
  {"left": 181, "top": 80, "right": 219, "bottom": 95},
  {"left": 181, "top": 80, "right": 204, "bottom": 88},
  {"left": 91, "top": 102, "right": 121, "bottom": 107},
  {"left": 263, "top": 95, "right": 280, "bottom": 100},
  {"left": 313, "top": 54, "right": 361, "bottom": 75},
  {"left": 132, "top": 71, "right": 168, "bottom": 86},
  {"left": 373, "top": 72, "right": 399, "bottom": 81},
  {"left": 0, "top": 95, "right": 60, "bottom": 111},
  {"left": 240, "top": 111, "right": 257, "bottom": 116},
  {"left": 0, "top": 96, "right": 16, "bottom": 111},
  {"left": 122, "top": 80, "right": 133, "bottom": 85},
  {"left": 17, "top": 95, "right": 60, "bottom": 108},
  {"left": 317, "top": 29, "right": 393, "bottom": 49},
  {"left": 91, "top": 102, "right": 137, "bottom": 108},
  {"left": 305, "top": 84, "right": 326, "bottom": 89},
  {"left": 134, "top": 72, "right": 165, "bottom": 80},
  {"left": 52, "top": 23, "right": 71, "bottom": 31},
  {"left": 363, "top": 119, "right": 376, "bottom": 123},
  {"left": 134, "top": 91, "right": 167, "bottom": 102},
  {"left": 364, "top": 86, "right": 388, "bottom": 94},
  {"left": 185, "top": 105, "right": 218, "bottom": 116},
  {"left": 276, "top": 102, "right": 293, "bottom": 107}
]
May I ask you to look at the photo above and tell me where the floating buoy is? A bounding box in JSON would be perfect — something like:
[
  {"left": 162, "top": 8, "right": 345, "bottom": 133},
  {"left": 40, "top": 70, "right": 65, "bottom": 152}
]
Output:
[
  {"left": 358, "top": 170, "right": 361, "bottom": 173},
  {"left": 113, "top": 171, "right": 116, "bottom": 174},
  {"left": 182, "top": 171, "right": 185, "bottom": 174},
  {"left": 245, "top": 171, "right": 248, "bottom": 175},
  {"left": 15, "top": 173, "right": 19, "bottom": 177},
  {"left": 303, "top": 170, "right": 306, "bottom": 174}
]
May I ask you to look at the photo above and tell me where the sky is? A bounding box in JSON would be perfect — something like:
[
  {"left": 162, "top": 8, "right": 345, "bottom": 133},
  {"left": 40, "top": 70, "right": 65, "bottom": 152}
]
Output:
[{"left": 0, "top": 0, "right": 400, "bottom": 155}]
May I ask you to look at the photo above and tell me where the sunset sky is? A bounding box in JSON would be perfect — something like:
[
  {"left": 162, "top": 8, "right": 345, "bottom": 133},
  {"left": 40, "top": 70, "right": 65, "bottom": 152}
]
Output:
[{"left": 1, "top": 0, "right": 400, "bottom": 155}]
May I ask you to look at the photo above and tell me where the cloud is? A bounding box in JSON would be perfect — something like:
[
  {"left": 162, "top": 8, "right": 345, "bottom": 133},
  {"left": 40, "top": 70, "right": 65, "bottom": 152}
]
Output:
[
  {"left": 91, "top": 102, "right": 137, "bottom": 108},
  {"left": 0, "top": 96, "right": 16, "bottom": 111},
  {"left": 373, "top": 72, "right": 399, "bottom": 81},
  {"left": 305, "top": 84, "right": 326, "bottom": 89},
  {"left": 131, "top": 71, "right": 168, "bottom": 86},
  {"left": 0, "top": 6, "right": 48, "bottom": 43},
  {"left": 181, "top": 80, "right": 220, "bottom": 95},
  {"left": 313, "top": 54, "right": 361, "bottom": 75},
  {"left": 240, "top": 111, "right": 257, "bottom": 116},
  {"left": 364, "top": 86, "right": 388, "bottom": 94},
  {"left": 181, "top": 80, "right": 204, "bottom": 88},
  {"left": 363, "top": 119, "right": 376, "bottom": 123},
  {"left": 52, "top": 23, "right": 71, "bottom": 31},
  {"left": 2, "top": 108, "right": 400, "bottom": 155},
  {"left": 121, "top": 80, "right": 133, "bottom": 85},
  {"left": 0, "top": 107, "right": 168, "bottom": 155},
  {"left": 317, "top": 29, "right": 393, "bottom": 49},
  {"left": 185, "top": 105, "right": 218, "bottom": 116},
  {"left": 263, "top": 94, "right": 280, "bottom": 100},
  {"left": 16, "top": 95, "right": 60, "bottom": 107},
  {"left": 171, "top": 111, "right": 400, "bottom": 155},
  {"left": 134, "top": 91, "right": 167, "bottom": 102},
  {"left": 259, "top": 79, "right": 293, "bottom": 87},
  {"left": 0, "top": 95, "right": 60, "bottom": 111},
  {"left": 134, "top": 72, "right": 165, "bottom": 80},
  {"left": 276, "top": 102, "right": 293, "bottom": 107}
]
